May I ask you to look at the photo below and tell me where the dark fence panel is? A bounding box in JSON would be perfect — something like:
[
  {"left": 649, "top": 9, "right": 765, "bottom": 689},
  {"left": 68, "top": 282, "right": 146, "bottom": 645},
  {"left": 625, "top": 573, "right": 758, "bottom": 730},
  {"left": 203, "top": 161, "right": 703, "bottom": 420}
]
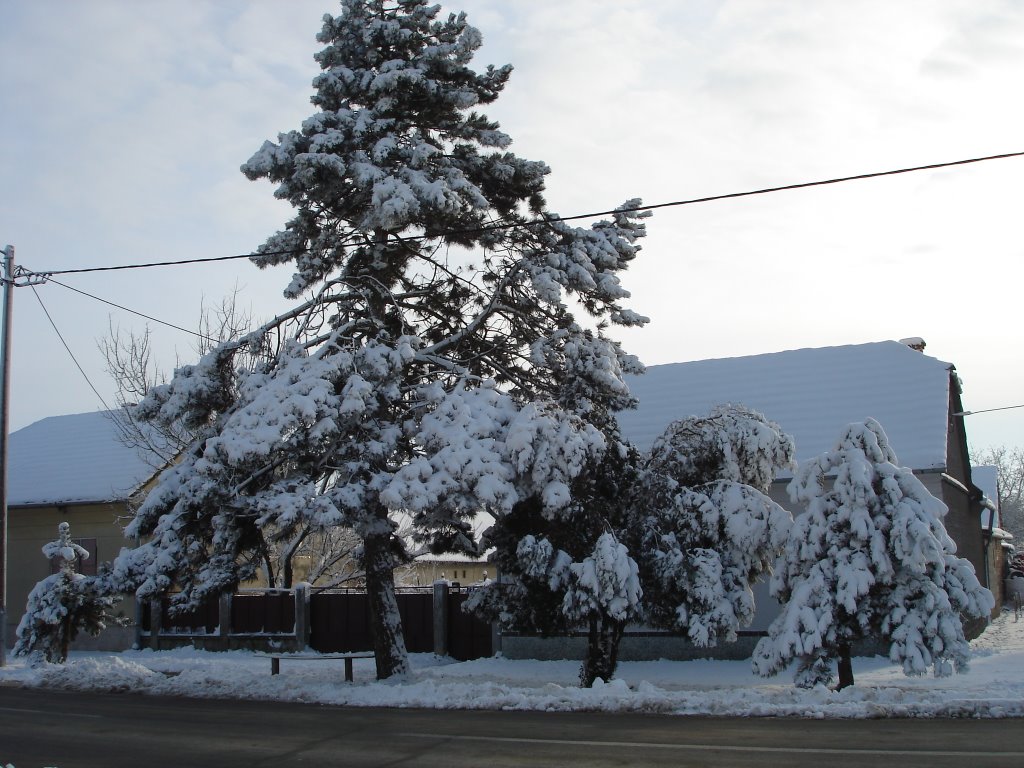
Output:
[
  {"left": 309, "top": 592, "right": 373, "bottom": 652},
  {"left": 233, "top": 591, "right": 295, "bottom": 634},
  {"left": 136, "top": 586, "right": 494, "bottom": 658},
  {"left": 447, "top": 590, "right": 492, "bottom": 661},
  {"left": 309, "top": 590, "right": 437, "bottom": 653},
  {"left": 159, "top": 597, "right": 219, "bottom": 634},
  {"left": 396, "top": 591, "right": 433, "bottom": 653}
]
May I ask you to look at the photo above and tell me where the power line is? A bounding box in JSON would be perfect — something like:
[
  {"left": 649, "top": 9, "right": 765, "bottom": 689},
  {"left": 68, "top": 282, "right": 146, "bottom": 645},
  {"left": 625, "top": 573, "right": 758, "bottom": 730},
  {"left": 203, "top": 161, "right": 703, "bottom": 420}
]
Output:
[
  {"left": 44, "top": 276, "right": 214, "bottom": 342},
  {"left": 28, "top": 283, "right": 113, "bottom": 412},
  {"left": 24, "top": 149, "right": 1024, "bottom": 278},
  {"left": 954, "top": 404, "right": 1024, "bottom": 416}
]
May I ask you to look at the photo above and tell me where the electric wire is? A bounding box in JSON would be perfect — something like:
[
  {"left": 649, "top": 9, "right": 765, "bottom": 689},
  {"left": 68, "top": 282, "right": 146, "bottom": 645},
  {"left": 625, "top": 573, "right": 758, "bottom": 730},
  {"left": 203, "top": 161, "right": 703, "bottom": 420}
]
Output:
[
  {"left": 23, "top": 149, "right": 1024, "bottom": 278},
  {"left": 955, "top": 404, "right": 1024, "bottom": 416},
  {"left": 44, "top": 275, "right": 215, "bottom": 342},
  {"left": 29, "top": 283, "right": 113, "bottom": 412},
  {"left": 14, "top": 149, "right": 1024, "bottom": 360}
]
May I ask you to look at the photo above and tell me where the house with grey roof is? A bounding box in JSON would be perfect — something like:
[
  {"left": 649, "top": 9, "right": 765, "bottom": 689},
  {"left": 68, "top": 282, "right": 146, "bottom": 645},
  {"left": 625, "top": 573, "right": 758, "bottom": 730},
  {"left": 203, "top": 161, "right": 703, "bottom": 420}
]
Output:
[
  {"left": 4, "top": 409, "right": 166, "bottom": 650},
  {"left": 618, "top": 338, "right": 997, "bottom": 620},
  {"left": 500, "top": 338, "right": 997, "bottom": 663}
]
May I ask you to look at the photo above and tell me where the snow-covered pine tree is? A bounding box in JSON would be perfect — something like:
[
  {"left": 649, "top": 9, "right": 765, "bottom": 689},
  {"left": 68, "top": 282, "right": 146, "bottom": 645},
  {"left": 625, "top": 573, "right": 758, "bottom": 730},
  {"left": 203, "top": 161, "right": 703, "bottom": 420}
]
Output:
[
  {"left": 563, "top": 530, "right": 643, "bottom": 686},
  {"left": 101, "top": 300, "right": 364, "bottom": 593},
  {"left": 466, "top": 428, "right": 643, "bottom": 687},
  {"left": 752, "top": 418, "right": 994, "bottom": 689},
  {"left": 107, "top": 0, "right": 648, "bottom": 680},
  {"left": 631, "top": 405, "right": 795, "bottom": 648},
  {"left": 14, "top": 523, "right": 122, "bottom": 664},
  {"left": 469, "top": 404, "right": 790, "bottom": 687}
]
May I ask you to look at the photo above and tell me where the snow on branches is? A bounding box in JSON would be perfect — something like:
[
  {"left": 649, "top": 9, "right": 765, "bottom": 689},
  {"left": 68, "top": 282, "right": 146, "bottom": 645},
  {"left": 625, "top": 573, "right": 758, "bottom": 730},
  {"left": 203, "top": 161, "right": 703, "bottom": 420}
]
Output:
[
  {"left": 633, "top": 405, "right": 796, "bottom": 646},
  {"left": 646, "top": 403, "right": 797, "bottom": 493},
  {"left": 468, "top": 404, "right": 792, "bottom": 687},
  {"left": 563, "top": 533, "right": 642, "bottom": 625},
  {"left": 753, "top": 418, "right": 994, "bottom": 688},
  {"left": 14, "top": 523, "right": 123, "bottom": 664},
  {"left": 112, "top": 0, "right": 650, "bottom": 681},
  {"left": 384, "top": 382, "right": 605, "bottom": 523}
]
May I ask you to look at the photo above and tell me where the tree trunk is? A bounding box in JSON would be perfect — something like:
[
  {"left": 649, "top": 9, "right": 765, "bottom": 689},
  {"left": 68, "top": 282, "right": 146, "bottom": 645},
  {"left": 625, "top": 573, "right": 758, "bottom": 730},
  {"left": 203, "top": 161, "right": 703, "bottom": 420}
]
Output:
[
  {"left": 363, "top": 531, "right": 411, "bottom": 680},
  {"left": 836, "top": 642, "right": 854, "bottom": 690},
  {"left": 282, "top": 555, "right": 294, "bottom": 590},
  {"left": 59, "top": 611, "right": 72, "bottom": 664},
  {"left": 580, "top": 614, "right": 625, "bottom": 687},
  {"left": 256, "top": 531, "right": 276, "bottom": 588}
]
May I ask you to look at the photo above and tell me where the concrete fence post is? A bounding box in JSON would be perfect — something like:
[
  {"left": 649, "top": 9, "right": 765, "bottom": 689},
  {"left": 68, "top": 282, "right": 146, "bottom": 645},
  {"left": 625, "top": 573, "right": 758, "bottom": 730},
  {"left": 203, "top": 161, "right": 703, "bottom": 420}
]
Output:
[
  {"left": 218, "top": 593, "right": 232, "bottom": 648},
  {"left": 433, "top": 580, "right": 449, "bottom": 657},
  {"left": 148, "top": 598, "right": 161, "bottom": 651},
  {"left": 133, "top": 596, "right": 145, "bottom": 650},
  {"left": 294, "top": 583, "right": 311, "bottom": 650}
]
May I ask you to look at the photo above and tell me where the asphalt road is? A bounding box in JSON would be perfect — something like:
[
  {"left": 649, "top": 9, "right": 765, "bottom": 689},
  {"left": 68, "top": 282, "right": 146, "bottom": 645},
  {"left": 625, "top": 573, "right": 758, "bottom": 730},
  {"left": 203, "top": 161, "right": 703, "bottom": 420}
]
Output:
[{"left": 1, "top": 686, "right": 1022, "bottom": 768}]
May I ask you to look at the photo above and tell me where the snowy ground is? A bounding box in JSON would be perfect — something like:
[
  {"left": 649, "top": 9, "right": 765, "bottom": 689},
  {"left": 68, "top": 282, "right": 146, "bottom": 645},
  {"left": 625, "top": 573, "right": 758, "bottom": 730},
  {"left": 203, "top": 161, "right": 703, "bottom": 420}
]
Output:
[{"left": 3, "top": 611, "right": 1024, "bottom": 719}]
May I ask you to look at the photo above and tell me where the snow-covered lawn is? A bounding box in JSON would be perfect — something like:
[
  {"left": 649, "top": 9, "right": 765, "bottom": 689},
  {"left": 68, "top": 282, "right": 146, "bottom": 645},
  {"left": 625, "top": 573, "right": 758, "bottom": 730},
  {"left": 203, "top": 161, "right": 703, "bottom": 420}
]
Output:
[{"left": 3, "top": 610, "right": 1024, "bottom": 718}]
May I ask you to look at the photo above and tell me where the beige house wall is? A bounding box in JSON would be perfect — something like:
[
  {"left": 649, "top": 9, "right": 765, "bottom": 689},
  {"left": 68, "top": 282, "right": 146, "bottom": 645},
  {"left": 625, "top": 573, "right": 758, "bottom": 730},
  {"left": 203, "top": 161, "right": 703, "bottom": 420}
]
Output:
[
  {"left": 6, "top": 502, "right": 137, "bottom": 651},
  {"left": 400, "top": 560, "right": 490, "bottom": 587}
]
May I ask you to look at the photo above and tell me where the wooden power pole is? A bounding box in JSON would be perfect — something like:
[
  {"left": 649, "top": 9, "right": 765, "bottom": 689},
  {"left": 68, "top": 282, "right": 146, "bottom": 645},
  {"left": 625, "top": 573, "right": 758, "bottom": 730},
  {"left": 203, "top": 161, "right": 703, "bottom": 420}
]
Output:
[{"left": 0, "top": 244, "right": 13, "bottom": 666}]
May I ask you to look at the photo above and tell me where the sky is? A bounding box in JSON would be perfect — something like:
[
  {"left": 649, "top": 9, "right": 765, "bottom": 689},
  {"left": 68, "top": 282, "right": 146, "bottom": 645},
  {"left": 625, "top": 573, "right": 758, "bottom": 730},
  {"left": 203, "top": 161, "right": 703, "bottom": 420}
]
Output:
[{"left": 1, "top": 0, "right": 1023, "bottom": 455}]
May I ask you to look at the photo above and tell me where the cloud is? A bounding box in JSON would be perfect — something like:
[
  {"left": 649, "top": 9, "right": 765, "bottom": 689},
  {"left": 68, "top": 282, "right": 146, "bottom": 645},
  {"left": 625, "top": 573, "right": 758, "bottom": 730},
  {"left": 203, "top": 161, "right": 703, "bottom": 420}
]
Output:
[
  {"left": 921, "top": 1, "right": 1024, "bottom": 78},
  {"left": 3, "top": 0, "right": 1024, "bottom": 449}
]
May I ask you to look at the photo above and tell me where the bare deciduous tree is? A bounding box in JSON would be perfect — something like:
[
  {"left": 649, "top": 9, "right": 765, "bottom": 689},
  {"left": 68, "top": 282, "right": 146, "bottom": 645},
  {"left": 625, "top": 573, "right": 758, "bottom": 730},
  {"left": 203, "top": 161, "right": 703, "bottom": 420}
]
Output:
[
  {"left": 100, "top": 289, "right": 363, "bottom": 590},
  {"left": 972, "top": 445, "right": 1024, "bottom": 541}
]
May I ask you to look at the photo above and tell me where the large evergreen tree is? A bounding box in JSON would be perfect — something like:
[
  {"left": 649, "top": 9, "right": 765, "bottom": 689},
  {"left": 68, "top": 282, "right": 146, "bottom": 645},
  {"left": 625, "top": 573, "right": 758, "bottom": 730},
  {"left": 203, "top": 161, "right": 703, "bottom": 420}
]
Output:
[
  {"left": 752, "top": 419, "right": 994, "bottom": 689},
  {"left": 107, "top": 0, "right": 647, "bottom": 679}
]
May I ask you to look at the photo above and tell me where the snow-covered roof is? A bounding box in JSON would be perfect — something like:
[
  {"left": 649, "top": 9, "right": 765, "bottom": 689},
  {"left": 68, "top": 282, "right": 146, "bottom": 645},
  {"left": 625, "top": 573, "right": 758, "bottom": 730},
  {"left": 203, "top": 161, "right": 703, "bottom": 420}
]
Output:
[
  {"left": 7, "top": 410, "right": 167, "bottom": 506},
  {"left": 415, "top": 551, "right": 491, "bottom": 564},
  {"left": 619, "top": 341, "right": 954, "bottom": 471},
  {"left": 408, "top": 512, "right": 495, "bottom": 563}
]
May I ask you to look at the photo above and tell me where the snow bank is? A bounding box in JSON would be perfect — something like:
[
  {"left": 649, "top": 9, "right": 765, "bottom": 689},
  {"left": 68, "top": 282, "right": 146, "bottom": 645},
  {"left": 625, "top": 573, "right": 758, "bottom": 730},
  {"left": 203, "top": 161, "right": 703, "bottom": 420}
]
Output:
[{"left": 3, "top": 611, "right": 1023, "bottom": 718}]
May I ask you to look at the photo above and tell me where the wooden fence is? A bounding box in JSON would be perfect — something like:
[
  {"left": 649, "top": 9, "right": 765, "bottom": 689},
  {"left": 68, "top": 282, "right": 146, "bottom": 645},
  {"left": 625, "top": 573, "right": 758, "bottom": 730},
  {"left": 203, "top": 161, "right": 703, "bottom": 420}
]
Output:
[{"left": 139, "top": 583, "right": 492, "bottom": 660}]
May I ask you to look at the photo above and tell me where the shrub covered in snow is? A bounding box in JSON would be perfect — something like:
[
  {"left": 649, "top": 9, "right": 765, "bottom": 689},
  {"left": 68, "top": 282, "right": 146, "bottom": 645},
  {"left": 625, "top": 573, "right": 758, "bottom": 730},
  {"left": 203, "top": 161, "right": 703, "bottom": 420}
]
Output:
[
  {"left": 468, "top": 436, "right": 643, "bottom": 687},
  {"left": 14, "top": 523, "right": 123, "bottom": 664},
  {"left": 631, "top": 405, "right": 795, "bottom": 646},
  {"left": 752, "top": 418, "right": 994, "bottom": 689},
  {"left": 471, "top": 404, "right": 794, "bottom": 687}
]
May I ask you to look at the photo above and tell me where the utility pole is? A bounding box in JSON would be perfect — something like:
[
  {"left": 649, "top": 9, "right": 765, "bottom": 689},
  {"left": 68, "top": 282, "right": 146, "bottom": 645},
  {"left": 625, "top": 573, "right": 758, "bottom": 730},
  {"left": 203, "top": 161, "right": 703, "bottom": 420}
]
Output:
[{"left": 0, "top": 245, "right": 13, "bottom": 666}]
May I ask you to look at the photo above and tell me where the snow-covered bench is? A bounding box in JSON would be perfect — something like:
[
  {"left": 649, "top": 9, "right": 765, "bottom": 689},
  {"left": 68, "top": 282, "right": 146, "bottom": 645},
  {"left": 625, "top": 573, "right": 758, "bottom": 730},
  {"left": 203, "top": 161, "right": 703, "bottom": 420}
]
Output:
[{"left": 258, "top": 652, "right": 374, "bottom": 682}]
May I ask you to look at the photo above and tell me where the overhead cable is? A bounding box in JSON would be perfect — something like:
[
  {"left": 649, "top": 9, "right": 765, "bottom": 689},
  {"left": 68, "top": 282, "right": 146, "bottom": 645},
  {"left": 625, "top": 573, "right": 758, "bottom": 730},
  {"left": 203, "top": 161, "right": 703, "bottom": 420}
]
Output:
[
  {"left": 44, "top": 276, "right": 215, "bottom": 342},
  {"left": 954, "top": 404, "right": 1024, "bottom": 416},
  {"left": 22, "top": 150, "right": 1024, "bottom": 278}
]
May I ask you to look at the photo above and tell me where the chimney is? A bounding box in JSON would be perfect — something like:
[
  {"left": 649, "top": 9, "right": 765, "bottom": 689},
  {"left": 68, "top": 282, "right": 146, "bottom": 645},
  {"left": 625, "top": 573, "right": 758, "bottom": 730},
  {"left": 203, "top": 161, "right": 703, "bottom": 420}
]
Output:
[{"left": 899, "top": 336, "right": 926, "bottom": 353}]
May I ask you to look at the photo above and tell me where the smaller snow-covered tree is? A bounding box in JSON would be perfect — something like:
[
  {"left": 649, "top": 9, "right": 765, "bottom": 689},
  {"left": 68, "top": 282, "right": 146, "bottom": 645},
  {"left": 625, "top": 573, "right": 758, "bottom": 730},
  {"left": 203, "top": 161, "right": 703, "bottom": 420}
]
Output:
[
  {"left": 562, "top": 531, "right": 642, "bottom": 686},
  {"left": 631, "top": 404, "right": 795, "bottom": 646},
  {"left": 752, "top": 418, "right": 994, "bottom": 690},
  {"left": 466, "top": 429, "right": 643, "bottom": 687},
  {"left": 14, "top": 523, "right": 123, "bottom": 664}
]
